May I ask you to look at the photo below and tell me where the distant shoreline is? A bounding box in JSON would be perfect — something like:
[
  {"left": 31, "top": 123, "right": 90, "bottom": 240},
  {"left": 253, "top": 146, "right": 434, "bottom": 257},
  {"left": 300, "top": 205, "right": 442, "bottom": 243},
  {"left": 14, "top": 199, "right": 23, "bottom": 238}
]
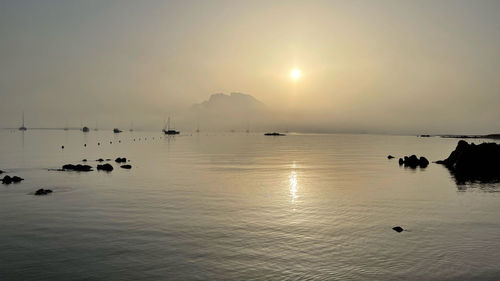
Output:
[{"left": 420, "top": 134, "right": 500, "bottom": 139}]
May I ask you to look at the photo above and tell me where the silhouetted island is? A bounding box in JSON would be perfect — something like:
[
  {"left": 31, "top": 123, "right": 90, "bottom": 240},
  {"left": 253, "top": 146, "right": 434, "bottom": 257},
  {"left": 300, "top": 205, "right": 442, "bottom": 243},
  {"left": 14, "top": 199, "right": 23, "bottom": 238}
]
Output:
[
  {"left": 264, "top": 132, "right": 286, "bottom": 136},
  {"left": 62, "top": 164, "right": 93, "bottom": 172},
  {"left": 436, "top": 140, "right": 500, "bottom": 183},
  {"left": 439, "top": 134, "right": 500, "bottom": 139}
]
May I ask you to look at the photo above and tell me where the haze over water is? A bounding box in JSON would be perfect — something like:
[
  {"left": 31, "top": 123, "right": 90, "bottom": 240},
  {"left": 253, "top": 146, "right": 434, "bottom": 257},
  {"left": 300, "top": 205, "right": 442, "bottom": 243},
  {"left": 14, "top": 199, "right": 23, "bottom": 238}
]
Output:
[{"left": 1, "top": 130, "right": 499, "bottom": 280}]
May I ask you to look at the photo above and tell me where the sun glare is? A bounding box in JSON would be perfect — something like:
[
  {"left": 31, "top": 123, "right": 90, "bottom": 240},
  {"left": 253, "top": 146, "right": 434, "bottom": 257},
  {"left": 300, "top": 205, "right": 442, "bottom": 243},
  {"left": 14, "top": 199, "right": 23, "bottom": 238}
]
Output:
[{"left": 291, "top": 68, "right": 301, "bottom": 80}]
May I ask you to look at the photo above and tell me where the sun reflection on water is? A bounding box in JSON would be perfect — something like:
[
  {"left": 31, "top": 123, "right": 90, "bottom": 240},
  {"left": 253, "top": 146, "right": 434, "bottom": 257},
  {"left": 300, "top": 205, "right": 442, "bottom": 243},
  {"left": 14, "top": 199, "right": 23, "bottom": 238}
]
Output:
[{"left": 289, "top": 162, "right": 299, "bottom": 203}]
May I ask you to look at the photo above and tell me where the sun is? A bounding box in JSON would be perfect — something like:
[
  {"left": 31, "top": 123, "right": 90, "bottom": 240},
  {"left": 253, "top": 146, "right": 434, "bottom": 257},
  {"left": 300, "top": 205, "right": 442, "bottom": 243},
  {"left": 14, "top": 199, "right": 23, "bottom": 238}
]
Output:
[{"left": 290, "top": 68, "right": 301, "bottom": 80}]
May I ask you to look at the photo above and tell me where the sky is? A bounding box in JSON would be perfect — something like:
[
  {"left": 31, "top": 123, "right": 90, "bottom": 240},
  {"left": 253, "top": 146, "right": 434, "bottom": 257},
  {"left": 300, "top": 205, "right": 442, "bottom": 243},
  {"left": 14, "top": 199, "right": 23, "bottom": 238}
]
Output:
[{"left": 1, "top": 0, "right": 500, "bottom": 134}]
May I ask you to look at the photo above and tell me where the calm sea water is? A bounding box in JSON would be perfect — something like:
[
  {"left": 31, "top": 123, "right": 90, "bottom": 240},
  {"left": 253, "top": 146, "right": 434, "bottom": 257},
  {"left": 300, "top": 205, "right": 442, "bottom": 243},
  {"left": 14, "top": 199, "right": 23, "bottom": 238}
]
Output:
[{"left": 1, "top": 130, "right": 499, "bottom": 281}]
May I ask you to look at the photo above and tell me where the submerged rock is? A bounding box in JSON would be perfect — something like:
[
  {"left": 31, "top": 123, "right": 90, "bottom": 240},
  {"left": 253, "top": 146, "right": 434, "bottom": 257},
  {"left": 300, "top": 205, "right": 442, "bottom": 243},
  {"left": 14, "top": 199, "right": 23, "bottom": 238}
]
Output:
[
  {"left": 35, "top": 188, "right": 53, "bottom": 195},
  {"left": 399, "top": 155, "right": 429, "bottom": 168},
  {"left": 115, "top": 157, "right": 127, "bottom": 163},
  {"left": 97, "top": 163, "right": 113, "bottom": 172},
  {"left": 387, "top": 155, "right": 395, "bottom": 159},
  {"left": 392, "top": 226, "right": 404, "bottom": 233},
  {"left": 120, "top": 164, "right": 132, "bottom": 169},
  {"left": 436, "top": 140, "right": 500, "bottom": 183}
]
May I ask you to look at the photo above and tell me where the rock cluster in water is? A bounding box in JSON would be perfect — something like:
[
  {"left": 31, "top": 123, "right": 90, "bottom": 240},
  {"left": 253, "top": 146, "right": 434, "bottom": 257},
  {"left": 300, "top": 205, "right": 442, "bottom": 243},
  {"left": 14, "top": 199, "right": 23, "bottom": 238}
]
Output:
[
  {"left": 62, "top": 164, "right": 93, "bottom": 172},
  {"left": 2, "top": 175, "right": 24, "bottom": 184},
  {"left": 97, "top": 163, "right": 113, "bottom": 171},
  {"left": 35, "top": 188, "right": 52, "bottom": 195},
  {"left": 398, "top": 155, "right": 429, "bottom": 168},
  {"left": 436, "top": 140, "right": 500, "bottom": 182},
  {"left": 115, "top": 157, "right": 127, "bottom": 163}
]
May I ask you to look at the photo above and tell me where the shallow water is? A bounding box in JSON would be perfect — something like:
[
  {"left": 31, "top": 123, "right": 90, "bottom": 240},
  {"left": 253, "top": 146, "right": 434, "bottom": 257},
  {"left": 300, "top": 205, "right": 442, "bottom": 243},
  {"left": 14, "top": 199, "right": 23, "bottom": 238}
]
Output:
[{"left": 1, "top": 130, "right": 499, "bottom": 280}]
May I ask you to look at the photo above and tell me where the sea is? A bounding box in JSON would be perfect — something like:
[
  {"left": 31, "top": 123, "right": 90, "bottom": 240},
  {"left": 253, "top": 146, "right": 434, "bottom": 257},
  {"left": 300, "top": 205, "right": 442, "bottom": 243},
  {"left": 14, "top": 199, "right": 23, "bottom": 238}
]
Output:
[{"left": 1, "top": 130, "right": 499, "bottom": 281}]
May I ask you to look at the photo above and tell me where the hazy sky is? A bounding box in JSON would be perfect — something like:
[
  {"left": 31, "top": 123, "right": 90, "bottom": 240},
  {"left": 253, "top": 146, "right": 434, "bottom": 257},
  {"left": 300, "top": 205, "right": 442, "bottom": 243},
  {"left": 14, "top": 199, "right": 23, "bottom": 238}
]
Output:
[{"left": 1, "top": 0, "right": 500, "bottom": 134}]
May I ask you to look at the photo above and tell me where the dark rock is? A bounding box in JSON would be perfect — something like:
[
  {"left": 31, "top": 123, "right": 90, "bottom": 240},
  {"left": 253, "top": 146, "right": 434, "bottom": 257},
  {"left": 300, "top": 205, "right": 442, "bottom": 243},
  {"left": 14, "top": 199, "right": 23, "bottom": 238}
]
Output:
[
  {"left": 96, "top": 158, "right": 104, "bottom": 162},
  {"left": 399, "top": 155, "right": 429, "bottom": 168},
  {"left": 419, "top": 157, "right": 429, "bottom": 168},
  {"left": 97, "top": 163, "right": 113, "bottom": 172},
  {"left": 2, "top": 175, "right": 12, "bottom": 184},
  {"left": 11, "top": 176, "right": 23, "bottom": 182},
  {"left": 82, "top": 159, "right": 87, "bottom": 162},
  {"left": 392, "top": 226, "right": 404, "bottom": 233},
  {"left": 2, "top": 175, "right": 24, "bottom": 184},
  {"left": 105, "top": 159, "right": 111, "bottom": 161},
  {"left": 35, "top": 189, "right": 53, "bottom": 195},
  {"left": 387, "top": 155, "right": 395, "bottom": 159},
  {"left": 437, "top": 140, "right": 500, "bottom": 183},
  {"left": 115, "top": 157, "right": 127, "bottom": 163},
  {"left": 62, "top": 164, "right": 93, "bottom": 172},
  {"left": 61, "top": 145, "right": 64, "bottom": 149},
  {"left": 0, "top": 170, "right": 3, "bottom": 174},
  {"left": 120, "top": 164, "right": 132, "bottom": 169}
]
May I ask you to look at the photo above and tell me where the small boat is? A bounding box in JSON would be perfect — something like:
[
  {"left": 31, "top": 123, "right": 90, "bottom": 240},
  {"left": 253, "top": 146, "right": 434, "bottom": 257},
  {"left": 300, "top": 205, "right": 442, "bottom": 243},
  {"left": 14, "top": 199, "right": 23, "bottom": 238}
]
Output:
[
  {"left": 264, "top": 132, "right": 286, "bottom": 136},
  {"left": 113, "top": 128, "right": 122, "bottom": 133},
  {"left": 18, "top": 112, "right": 27, "bottom": 131},
  {"left": 82, "top": 126, "right": 89, "bottom": 132},
  {"left": 163, "top": 117, "right": 180, "bottom": 135}
]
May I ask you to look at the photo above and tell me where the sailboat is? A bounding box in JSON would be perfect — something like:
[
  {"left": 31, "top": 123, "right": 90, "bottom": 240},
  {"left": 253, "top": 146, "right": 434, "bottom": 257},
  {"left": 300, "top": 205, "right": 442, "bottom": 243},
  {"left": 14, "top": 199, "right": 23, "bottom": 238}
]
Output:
[
  {"left": 163, "top": 117, "right": 180, "bottom": 135},
  {"left": 19, "top": 112, "right": 27, "bottom": 131}
]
